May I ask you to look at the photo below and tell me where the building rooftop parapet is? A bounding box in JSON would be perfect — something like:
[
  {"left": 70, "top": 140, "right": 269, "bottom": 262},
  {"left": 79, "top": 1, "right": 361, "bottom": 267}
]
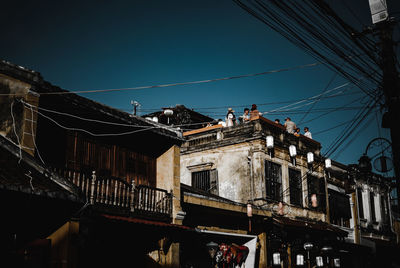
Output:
[
  {"left": 182, "top": 115, "right": 322, "bottom": 156},
  {"left": 0, "top": 59, "right": 43, "bottom": 85}
]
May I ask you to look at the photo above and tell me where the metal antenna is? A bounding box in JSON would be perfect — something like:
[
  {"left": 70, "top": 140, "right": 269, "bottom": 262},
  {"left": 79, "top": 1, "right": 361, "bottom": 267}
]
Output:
[{"left": 130, "top": 100, "right": 141, "bottom": 116}]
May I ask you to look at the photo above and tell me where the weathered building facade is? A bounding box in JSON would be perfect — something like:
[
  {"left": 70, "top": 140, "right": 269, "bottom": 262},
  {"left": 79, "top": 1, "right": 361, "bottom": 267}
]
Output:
[
  {"left": 0, "top": 60, "right": 190, "bottom": 267},
  {"left": 180, "top": 116, "right": 347, "bottom": 267}
]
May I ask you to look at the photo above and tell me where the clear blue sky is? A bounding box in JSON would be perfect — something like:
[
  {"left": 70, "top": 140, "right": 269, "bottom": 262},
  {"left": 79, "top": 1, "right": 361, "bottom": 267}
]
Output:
[{"left": 1, "top": 0, "right": 398, "bottom": 170}]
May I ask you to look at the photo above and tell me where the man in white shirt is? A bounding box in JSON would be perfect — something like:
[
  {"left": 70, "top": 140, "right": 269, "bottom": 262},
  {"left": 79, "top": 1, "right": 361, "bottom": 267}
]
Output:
[{"left": 304, "top": 127, "right": 312, "bottom": 139}]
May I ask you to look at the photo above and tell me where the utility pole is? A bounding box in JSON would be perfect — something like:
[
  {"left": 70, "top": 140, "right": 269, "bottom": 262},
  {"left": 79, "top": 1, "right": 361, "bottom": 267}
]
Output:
[
  {"left": 377, "top": 18, "right": 400, "bottom": 213},
  {"left": 368, "top": 0, "right": 400, "bottom": 212}
]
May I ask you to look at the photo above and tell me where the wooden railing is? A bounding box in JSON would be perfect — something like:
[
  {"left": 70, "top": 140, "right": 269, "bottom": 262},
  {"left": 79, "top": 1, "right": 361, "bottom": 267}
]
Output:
[{"left": 52, "top": 168, "right": 172, "bottom": 218}]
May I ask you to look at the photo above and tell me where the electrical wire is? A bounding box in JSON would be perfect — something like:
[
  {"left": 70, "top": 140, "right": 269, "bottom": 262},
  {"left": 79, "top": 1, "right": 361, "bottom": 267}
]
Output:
[
  {"left": 0, "top": 62, "right": 321, "bottom": 97},
  {"left": 233, "top": 0, "right": 382, "bottom": 100},
  {"left": 10, "top": 100, "right": 23, "bottom": 163}
]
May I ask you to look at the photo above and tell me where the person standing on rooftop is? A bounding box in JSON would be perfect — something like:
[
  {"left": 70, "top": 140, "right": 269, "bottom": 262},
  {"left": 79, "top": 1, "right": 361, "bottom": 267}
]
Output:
[
  {"left": 225, "top": 108, "right": 236, "bottom": 127},
  {"left": 250, "top": 104, "right": 262, "bottom": 119},
  {"left": 242, "top": 108, "right": 250, "bottom": 123},
  {"left": 284, "top": 117, "right": 297, "bottom": 134},
  {"left": 304, "top": 127, "right": 312, "bottom": 139}
]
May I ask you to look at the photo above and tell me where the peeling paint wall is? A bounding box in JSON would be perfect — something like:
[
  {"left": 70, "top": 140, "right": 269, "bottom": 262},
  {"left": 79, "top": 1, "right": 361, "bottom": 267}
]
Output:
[
  {"left": 181, "top": 142, "right": 251, "bottom": 203},
  {"left": 181, "top": 122, "right": 326, "bottom": 222},
  {"left": 0, "top": 73, "right": 39, "bottom": 156}
]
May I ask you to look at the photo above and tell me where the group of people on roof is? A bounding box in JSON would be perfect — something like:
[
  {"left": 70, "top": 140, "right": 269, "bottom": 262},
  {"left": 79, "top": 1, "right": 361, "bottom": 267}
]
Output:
[
  {"left": 224, "top": 104, "right": 262, "bottom": 127},
  {"left": 221, "top": 105, "right": 313, "bottom": 139},
  {"left": 280, "top": 117, "right": 312, "bottom": 139}
]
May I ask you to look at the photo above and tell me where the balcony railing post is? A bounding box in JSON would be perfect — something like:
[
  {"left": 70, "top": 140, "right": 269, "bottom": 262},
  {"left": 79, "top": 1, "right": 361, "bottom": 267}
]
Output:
[
  {"left": 130, "top": 180, "right": 136, "bottom": 212},
  {"left": 90, "top": 171, "right": 96, "bottom": 205},
  {"left": 169, "top": 189, "right": 173, "bottom": 215}
]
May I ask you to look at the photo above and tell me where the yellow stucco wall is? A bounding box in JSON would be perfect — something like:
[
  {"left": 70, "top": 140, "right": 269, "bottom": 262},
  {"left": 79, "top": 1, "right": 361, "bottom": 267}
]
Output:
[{"left": 47, "top": 220, "right": 79, "bottom": 268}]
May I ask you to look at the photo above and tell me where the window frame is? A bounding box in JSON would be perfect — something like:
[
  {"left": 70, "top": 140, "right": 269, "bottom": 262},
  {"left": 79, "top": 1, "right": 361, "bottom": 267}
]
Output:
[
  {"left": 289, "top": 168, "right": 302, "bottom": 207},
  {"left": 265, "top": 160, "right": 282, "bottom": 202},
  {"left": 191, "top": 169, "right": 219, "bottom": 195},
  {"left": 307, "top": 174, "right": 326, "bottom": 212},
  {"left": 357, "top": 188, "right": 364, "bottom": 219}
]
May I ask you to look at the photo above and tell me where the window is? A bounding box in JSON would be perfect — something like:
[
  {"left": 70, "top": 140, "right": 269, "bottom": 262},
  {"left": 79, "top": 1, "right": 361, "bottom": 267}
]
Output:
[
  {"left": 370, "top": 192, "right": 376, "bottom": 222},
  {"left": 289, "top": 168, "right": 302, "bottom": 206},
  {"left": 328, "top": 189, "right": 351, "bottom": 227},
  {"left": 381, "top": 194, "right": 389, "bottom": 223},
  {"left": 192, "top": 169, "right": 219, "bottom": 195},
  {"left": 357, "top": 188, "right": 364, "bottom": 219},
  {"left": 307, "top": 175, "right": 326, "bottom": 212},
  {"left": 265, "top": 160, "right": 282, "bottom": 201}
]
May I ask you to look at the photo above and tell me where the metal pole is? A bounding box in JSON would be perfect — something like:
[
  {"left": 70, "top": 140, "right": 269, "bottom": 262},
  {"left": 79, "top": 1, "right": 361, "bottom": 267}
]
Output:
[{"left": 378, "top": 19, "right": 400, "bottom": 212}]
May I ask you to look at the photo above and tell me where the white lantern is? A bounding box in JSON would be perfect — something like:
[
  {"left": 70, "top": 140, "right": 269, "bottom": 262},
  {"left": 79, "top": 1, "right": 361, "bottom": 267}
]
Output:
[
  {"left": 247, "top": 203, "right": 253, "bottom": 217},
  {"left": 289, "top": 145, "right": 297, "bottom": 157},
  {"left": 266, "top": 135, "right": 274, "bottom": 149},
  {"left": 307, "top": 152, "right": 314, "bottom": 164},
  {"left": 273, "top": 253, "right": 281, "bottom": 265},
  {"left": 296, "top": 254, "right": 304, "bottom": 266},
  {"left": 334, "top": 258, "right": 341, "bottom": 267},
  {"left": 316, "top": 256, "right": 324, "bottom": 267},
  {"left": 163, "top": 109, "right": 173, "bottom": 117},
  {"left": 325, "top": 158, "right": 332, "bottom": 168}
]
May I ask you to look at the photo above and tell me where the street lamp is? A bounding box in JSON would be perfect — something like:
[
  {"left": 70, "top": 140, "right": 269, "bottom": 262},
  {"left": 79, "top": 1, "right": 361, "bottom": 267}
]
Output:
[
  {"left": 206, "top": 241, "right": 219, "bottom": 267},
  {"left": 303, "top": 242, "right": 314, "bottom": 268},
  {"left": 321, "top": 245, "right": 333, "bottom": 266},
  {"left": 358, "top": 154, "right": 372, "bottom": 172}
]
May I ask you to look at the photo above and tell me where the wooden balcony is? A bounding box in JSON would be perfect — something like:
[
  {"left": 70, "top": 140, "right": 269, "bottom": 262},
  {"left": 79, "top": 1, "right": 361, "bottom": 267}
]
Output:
[{"left": 52, "top": 168, "right": 172, "bottom": 220}]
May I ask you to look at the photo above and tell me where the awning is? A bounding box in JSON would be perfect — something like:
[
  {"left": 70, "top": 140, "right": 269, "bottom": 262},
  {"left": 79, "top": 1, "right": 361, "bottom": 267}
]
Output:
[
  {"left": 99, "top": 214, "right": 193, "bottom": 231},
  {"left": 271, "top": 216, "right": 348, "bottom": 237}
]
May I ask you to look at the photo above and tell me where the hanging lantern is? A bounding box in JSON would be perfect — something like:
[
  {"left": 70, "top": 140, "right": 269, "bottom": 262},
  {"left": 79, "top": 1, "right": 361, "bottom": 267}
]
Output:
[
  {"left": 272, "top": 253, "right": 281, "bottom": 266},
  {"left": 266, "top": 135, "right": 274, "bottom": 149},
  {"left": 316, "top": 256, "right": 324, "bottom": 267},
  {"left": 289, "top": 145, "right": 297, "bottom": 157},
  {"left": 247, "top": 203, "right": 253, "bottom": 217},
  {"left": 307, "top": 152, "right": 314, "bottom": 164},
  {"left": 325, "top": 158, "right": 332, "bottom": 168},
  {"left": 296, "top": 254, "right": 304, "bottom": 266}
]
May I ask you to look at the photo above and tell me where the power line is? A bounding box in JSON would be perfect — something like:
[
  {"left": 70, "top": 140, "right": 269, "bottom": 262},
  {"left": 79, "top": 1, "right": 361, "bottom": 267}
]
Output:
[{"left": 0, "top": 62, "right": 321, "bottom": 97}]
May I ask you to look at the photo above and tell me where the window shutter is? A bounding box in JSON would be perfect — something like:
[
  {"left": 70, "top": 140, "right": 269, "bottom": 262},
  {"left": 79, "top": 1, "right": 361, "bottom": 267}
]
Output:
[
  {"left": 210, "top": 169, "right": 219, "bottom": 195},
  {"left": 357, "top": 188, "right": 364, "bottom": 219}
]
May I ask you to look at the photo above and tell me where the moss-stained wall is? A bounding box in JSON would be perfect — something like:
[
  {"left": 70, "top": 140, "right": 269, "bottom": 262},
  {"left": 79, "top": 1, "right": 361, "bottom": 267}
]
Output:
[
  {"left": 156, "top": 145, "right": 182, "bottom": 223},
  {"left": 0, "top": 73, "right": 39, "bottom": 156},
  {"left": 181, "top": 142, "right": 252, "bottom": 203},
  {"left": 47, "top": 220, "right": 79, "bottom": 268},
  {"left": 181, "top": 136, "right": 326, "bottom": 221}
]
